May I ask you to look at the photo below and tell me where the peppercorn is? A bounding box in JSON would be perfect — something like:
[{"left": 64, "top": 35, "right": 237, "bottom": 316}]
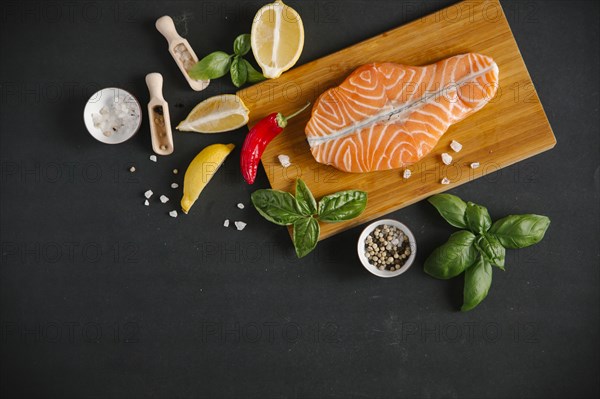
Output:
[{"left": 364, "top": 224, "right": 412, "bottom": 271}]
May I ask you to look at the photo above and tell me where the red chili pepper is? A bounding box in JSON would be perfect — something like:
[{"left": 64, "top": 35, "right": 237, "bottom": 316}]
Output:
[{"left": 240, "top": 102, "right": 311, "bottom": 184}]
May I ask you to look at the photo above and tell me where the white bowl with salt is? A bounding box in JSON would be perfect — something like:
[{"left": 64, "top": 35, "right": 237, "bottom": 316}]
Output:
[{"left": 83, "top": 87, "right": 142, "bottom": 144}]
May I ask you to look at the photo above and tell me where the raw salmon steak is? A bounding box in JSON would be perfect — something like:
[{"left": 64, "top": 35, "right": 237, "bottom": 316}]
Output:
[{"left": 304, "top": 53, "right": 499, "bottom": 172}]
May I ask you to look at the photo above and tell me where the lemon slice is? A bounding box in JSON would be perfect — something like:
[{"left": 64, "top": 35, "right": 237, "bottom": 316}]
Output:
[
  {"left": 181, "top": 143, "right": 235, "bottom": 214},
  {"left": 176, "top": 94, "right": 249, "bottom": 133},
  {"left": 251, "top": 0, "right": 304, "bottom": 79}
]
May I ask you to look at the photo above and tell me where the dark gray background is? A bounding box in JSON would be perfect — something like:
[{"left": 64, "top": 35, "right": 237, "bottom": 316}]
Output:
[{"left": 1, "top": 1, "right": 598, "bottom": 398}]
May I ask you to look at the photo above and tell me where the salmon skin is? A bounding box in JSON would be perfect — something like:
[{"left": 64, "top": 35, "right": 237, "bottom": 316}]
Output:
[{"left": 305, "top": 53, "right": 499, "bottom": 173}]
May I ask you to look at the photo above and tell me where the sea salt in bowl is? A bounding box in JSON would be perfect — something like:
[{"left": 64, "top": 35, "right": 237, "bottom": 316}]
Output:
[
  {"left": 83, "top": 88, "right": 142, "bottom": 144},
  {"left": 357, "top": 219, "right": 417, "bottom": 278}
]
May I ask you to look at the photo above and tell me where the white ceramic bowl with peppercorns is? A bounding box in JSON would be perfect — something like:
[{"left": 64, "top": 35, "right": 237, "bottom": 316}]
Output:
[{"left": 357, "top": 219, "right": 417, "bottom": 278}]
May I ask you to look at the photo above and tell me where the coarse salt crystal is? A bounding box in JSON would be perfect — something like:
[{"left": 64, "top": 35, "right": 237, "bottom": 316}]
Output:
[
  {"left": 450, "top": 140, "right": 462, "bottom": 152},
  {"left": 92, "top": 101, "right": 139, "bottom": 138},
  {"left": 470, "top": 162, "right": 480, "bottom": 169},
  {"left": 169, "top": 210, "right": 178, "bottom": 218},
  {"left": 144, "top": 190, "right": 153, "bottom": 199},
  {"left": 149, "top": 155, "right": 157, "bottom": 162},
  {"left": 234, "top": 221, "right": 247, "bottom": 231},
  {"left": 403, "top": 169, "right": 412, "bottom": 179},
  {"left": 224, "top": 219, "right": 230, "bottom": 227},
  {"left": 173, "top": 169, "right": 178, "bottom": 174},
  {"left": 160, "top": 195, "right": 169, "bottom": 203},
  {"left": 441, "top": 177, "right": 451, "bottom": 185},
  {"left": 278, "top": 154, "right": 291, "bottom": 168},
  {"left": 237, "top": 203, "right": 245, "bottom": 209},
  {"left": 171, "top": 183, "right": 179, "bottom": 189},
  {"left": 129, "top": 166, "right": 136, "bottom": 172},
  {"left": 441, "top": 153, "right": 453, "bottom": 165},
  {"left": 144, "top": 200, "right": 149, "bottom": 206}
]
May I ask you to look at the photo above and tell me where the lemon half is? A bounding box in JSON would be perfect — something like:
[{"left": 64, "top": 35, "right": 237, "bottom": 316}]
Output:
[{"left": 251, "top": 0, "right": 304, "bottom": 79}]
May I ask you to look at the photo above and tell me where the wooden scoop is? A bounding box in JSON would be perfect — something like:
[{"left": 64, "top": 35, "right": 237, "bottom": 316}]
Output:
[
  {"left": 145, "top": 73, "right": 174, "bottom": 155},
  {"left": 155, "top": 16, "right": 209, "bottom": 91}
]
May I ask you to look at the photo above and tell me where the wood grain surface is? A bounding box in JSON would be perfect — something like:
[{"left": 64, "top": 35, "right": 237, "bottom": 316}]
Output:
[{"left": 236, "top": 0, "right": 556, "bottom": 241}]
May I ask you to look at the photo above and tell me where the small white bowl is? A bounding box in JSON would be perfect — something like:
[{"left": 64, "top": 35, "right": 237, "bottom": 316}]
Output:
[
  {"left": 83, "top": 87, "right": 142, "bottom": 144},
  {"left": 357, "top": 219, "right": 417, "bottom": 278}
]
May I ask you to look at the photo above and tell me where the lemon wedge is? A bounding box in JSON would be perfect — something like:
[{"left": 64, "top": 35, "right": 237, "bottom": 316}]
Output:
[
  {"left": 181, "top": 143, "right": 235, "bottom": 214},
  {"left": 176, "top": 94, "right": 249, "bottom": 133},
  {"left": 251, "top": 0, "right": 304, "bottom": 79}
]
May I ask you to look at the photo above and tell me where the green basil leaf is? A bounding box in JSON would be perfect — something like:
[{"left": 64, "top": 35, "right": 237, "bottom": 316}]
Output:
[
  {"left": 475, "top": 234, "right": 505, "bottom": 270},
  {"left": 489, "top": 214, "right": 551, "bottom": 249},
  {"left": 317, "top": 190, "right": 367, "bottom": 222},
  {"left": 188, "top": 51, "right": 232, "bottom": 80},
  {"left": 465, "top": 201, "right": 492, "bottom": 233},
  {"left": 427, "top": 194, "right": 468, "bottom": 228},
  {"left": 295, "top": 179, "right": 317, "bottom": 216},
  {"left": 424, "top": 230, "right": 478, "bottom": 279},
  {"left": 461, "top": 256, "right": 493, "bottom": 312},
  {"left": 233, "top": 34, "right": 251, "bottom": 56},
  {"left": 230, "top": 56, "right": 248, "bottom": 88},
  {"left": 243, "top": 59, "right": 266, "bottom": 83},
  {"left": 251, "top": 189, "right": 305, "bottom": 226},
  {"left": 293, "top": 217, "right": 320, "bottom": 258}
]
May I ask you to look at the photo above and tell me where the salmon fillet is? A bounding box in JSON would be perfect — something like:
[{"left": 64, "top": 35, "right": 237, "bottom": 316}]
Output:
[{"left": 305, "top": 53, "right": 499, "bottom": 173}]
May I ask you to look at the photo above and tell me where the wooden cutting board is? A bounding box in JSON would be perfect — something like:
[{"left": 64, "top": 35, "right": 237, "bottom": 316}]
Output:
[{"left": 236, "top": 0, "right": 556, "bottom": 241}]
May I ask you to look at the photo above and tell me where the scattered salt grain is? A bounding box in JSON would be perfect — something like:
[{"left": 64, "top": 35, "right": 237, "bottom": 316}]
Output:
[
  {"left": 403, "top": 169, "right": 412, "bottom": 179},
  {"left": 441, "top": 177, "right": 451, "bottom": 185},
  {"left": 144, "top": 190, "right": 153, "bottom": 199},
  {"left": 450, "top": 140, "right": 462, "bottom": 152},
  {"left": 171, "top": 183, "right": 179, "bottom": 189},
  {"left": 144, "top": 200, "right": 149, "bottom": 206},
  {"left": 169, "top": 210, "right": 178, "bottom": 218},
  {"left": 235, "top": 221, "right": 247, "bottom": 231},
  {"left": 237, "top": 203, "right": 245, "bottom": 209},
  {"left": 278, "top": 154, "right": 291, "bottom": 168},
  {"left": 470, "top": 162, "right": 480, "bottom": 169},
  {"left": 129, "top": 166, "right": 136, "bottom": 173},
  {"left": 173, "top": 169, "right": 178, "bottom": 174},
  {"left": 441, "top": 153, "right": 453, "bottom": 165},
  {"left": 160, "top": 195, "right": 169, "bottom": 203},
  {"left": 150, "top": 155, "right": 157, "bottom": 162},
  {"left": 223, "top": 219, "right": 230, "bottom": 227}
]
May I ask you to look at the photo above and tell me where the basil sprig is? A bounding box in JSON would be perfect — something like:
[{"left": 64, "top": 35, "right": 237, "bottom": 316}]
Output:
[
  {"left": 188, "top": 33, "right": 265, "bottom": 87},
  {"left": 425, "top": 194, "right": 550, "bottom": 311},
  {"left": 251, "top": 179, "right": 367, "bottom": 258}
]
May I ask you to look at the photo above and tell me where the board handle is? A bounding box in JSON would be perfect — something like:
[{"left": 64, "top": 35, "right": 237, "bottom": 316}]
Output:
[
  {"left": 155, "top": 16, "right": 182, "bottom": 45},
  {"left": 145, "top": 73, "right": 164, "bottom": 101}
]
